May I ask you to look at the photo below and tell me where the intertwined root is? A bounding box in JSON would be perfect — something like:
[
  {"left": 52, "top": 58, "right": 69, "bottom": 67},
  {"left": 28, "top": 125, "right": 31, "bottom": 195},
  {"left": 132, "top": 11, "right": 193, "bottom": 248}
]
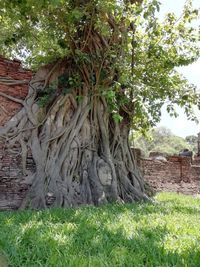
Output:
[{"left": 0, "top": 63, "right": 148, "bottom": 209}]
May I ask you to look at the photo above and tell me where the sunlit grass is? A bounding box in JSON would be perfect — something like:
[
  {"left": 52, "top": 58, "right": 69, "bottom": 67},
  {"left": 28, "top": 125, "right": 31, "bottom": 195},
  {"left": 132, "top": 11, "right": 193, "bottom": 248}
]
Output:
[{"left": 0, "top": 192, "right": 200, "bottom": 267}]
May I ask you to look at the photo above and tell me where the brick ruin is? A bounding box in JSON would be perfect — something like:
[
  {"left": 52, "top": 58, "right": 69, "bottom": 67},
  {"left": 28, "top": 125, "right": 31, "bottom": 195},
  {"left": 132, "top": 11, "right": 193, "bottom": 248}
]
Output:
[
  {"left": 0, "top": 56, "right": 33, "bottom": 210},
  {"left": 0, "top": 56, "right": 32, "bottom": 125},
  {"left": 134, "top": 141, "right": 200, "bottom": 195},
  {"left": 0, "top": 56, "right": 199, "bottom": 210}
]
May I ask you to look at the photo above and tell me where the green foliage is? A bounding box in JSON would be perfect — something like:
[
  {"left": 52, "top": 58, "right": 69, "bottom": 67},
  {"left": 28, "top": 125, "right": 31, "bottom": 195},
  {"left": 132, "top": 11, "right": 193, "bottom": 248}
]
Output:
[
  {"left": 0, "top": 193, "right": 200, "bottom": 266},
  {"left": 37, "top": 73, "right": 81, "bottom": 107},
  {"left": 185, "top": 135, "right": 198, "bottom": 154},
  {"left": 0, "top": 0, "right": 199, "bottom": 128},
  {"left": 132, "top": 126, "right": 197, "bottom": 156},
  {"left": 38, "top": 82, "right": 57, "bottom": 107},
  {"left": 112, "top": 113, "right": 123, "bottom": 123},
  {"left": 59, "top": 73, "right": 81, "bottom": 95}
]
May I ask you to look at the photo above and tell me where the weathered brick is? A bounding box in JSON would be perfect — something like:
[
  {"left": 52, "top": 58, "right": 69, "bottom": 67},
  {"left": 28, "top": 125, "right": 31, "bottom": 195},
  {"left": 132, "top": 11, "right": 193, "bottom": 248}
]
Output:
[
  {"left": 0, "top": 55, "right": 32, "bottom": 126},
  {"left": 0, "top": 56, "right": 34, "bottom": 210}
]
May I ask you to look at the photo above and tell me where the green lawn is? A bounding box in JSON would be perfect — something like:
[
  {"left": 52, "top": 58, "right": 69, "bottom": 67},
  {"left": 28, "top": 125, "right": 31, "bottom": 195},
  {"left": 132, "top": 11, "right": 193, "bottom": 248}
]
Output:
[{"left": 0, "top": 193, "right": 200, "bottom": 267}]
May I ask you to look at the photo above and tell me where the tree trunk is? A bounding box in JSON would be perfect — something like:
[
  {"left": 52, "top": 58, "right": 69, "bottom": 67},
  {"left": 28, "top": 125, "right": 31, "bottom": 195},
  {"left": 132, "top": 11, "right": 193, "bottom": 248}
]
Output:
[{"left": 0, "top": 61, "right": 148, "bottom": 209}]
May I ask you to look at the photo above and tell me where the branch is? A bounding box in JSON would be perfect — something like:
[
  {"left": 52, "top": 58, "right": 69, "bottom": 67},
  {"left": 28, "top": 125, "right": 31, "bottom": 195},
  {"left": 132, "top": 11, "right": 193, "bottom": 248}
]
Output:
[
  {"left": 0, "top": 106, "right": 9, "bottom": 114},
  {"left": 0, "top": 77, "right": 29, "bottom": 85},
  {"left": 81, "top": 8, "right": 95, "bottom": 52},
  {"left": 42, "top": 59, "right": 62, "bottom": 90},
  {"left": 0, "top": 91, "right": 24, "bottom": 104}
]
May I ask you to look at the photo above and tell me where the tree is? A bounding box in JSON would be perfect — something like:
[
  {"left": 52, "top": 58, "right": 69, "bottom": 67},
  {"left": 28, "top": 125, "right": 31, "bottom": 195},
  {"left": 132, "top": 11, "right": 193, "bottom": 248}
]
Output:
[
  {"left": 133, "top": 127, "right": 194, "bottom": 156},
  {"left": 0, "top": 0, "right": 199, "bottom": 208},
  {"left": 185, "top": 135, "right": 198, "bottom": 154}
]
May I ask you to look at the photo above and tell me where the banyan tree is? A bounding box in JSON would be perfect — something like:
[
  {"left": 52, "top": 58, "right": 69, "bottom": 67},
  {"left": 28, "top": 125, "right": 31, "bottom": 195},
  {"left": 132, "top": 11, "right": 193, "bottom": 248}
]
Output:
[{"left": 0, "top": 0, "right": 199, "bottom": 208}]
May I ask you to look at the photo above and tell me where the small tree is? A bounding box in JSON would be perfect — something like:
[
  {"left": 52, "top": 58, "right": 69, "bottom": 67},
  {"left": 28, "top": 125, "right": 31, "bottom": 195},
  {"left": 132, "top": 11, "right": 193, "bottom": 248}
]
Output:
[
  {"left": 133, "top": 127, "right": 192, "bottom": 156},
  {"left": 185, "top": 135, "right": 198, "bottom": 153},
  {"left": 0, "top": 0, "right": 199, "bottom": 208}
]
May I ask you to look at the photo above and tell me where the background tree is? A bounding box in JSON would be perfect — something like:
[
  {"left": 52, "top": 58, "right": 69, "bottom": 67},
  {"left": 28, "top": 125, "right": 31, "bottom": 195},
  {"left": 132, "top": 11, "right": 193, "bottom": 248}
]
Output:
[
  {"left": 0, "top": 0, "right": 199, "bottom": 208},
  {"left": 185, "top": 135, "right": 198, "bottom": 154},
  {"left": 132, "top": 126, "right": 197, "bottom": 156}
]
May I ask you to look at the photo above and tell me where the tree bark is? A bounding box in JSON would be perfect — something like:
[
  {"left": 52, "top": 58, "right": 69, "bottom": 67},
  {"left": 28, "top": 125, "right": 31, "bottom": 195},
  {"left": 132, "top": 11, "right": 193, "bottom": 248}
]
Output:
[
  {"left": 0, "top": 61, "right": 149, "bottom": 209},
  {"left": 0, "top": 4, "right": 150, "bottom": 209}
]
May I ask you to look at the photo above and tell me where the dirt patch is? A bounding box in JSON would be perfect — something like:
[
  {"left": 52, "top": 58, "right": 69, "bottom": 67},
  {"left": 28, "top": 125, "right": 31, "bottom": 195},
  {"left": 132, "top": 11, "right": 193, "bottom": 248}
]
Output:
[{"left": 0, "top": 255, "right": 8, "bottom": 267}]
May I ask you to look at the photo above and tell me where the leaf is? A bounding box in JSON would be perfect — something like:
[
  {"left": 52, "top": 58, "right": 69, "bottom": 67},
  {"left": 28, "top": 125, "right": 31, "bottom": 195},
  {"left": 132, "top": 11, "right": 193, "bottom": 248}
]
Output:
[{"left": 112, "top": 113, "right": 123, "bottom": 123}]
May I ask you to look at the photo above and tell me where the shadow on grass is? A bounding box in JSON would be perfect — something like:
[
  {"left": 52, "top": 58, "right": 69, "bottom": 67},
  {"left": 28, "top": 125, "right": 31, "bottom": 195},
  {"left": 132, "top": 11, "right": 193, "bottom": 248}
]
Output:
[
  {"left": 0, "top": 196, "right": 199, "bottom": 266},
  {"left": 0, "top": 254, "right": 8, "bottom": 267}
]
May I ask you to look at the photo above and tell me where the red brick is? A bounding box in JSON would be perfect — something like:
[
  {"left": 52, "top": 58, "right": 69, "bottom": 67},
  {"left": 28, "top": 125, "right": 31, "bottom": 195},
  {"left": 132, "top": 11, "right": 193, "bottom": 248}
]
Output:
[{"left": 0, "top": 55, "right": 32, "bottom": 126}]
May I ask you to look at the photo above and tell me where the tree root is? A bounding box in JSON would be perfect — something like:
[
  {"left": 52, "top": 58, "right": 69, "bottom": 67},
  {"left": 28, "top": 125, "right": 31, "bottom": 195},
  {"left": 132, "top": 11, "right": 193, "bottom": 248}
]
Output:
[{"left": 0, "top": 61, "right": 149, "bottom": 209}]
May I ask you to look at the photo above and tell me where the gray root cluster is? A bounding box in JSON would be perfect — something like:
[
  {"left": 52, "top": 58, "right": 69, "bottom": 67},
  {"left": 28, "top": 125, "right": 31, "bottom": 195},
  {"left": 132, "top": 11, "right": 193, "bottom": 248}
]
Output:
[{"left": 0, "top": 62, "right": 149, "bottom": 209}]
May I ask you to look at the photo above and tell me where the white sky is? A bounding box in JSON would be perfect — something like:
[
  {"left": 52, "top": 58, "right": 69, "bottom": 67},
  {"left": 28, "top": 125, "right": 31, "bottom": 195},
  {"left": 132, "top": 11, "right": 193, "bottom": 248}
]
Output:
[{"left": 156, "top": 0, "right": 200, "bottom": 138}]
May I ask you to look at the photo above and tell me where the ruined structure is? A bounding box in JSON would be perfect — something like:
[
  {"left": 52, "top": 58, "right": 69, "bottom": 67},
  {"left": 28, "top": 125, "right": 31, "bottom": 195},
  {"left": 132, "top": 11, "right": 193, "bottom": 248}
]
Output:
[
  {"left": 0, "top": 55, "right": 199, "bottom": 210},
  {"left": 134, "top": 147, "right": 200, "bottom": 195},
  {"left": 197, "top": 132, "right": 200, "bottom": 157},
  {"left": 0, "top": 56, "right": 33, "bottom": 210},
  {"left": 0, "top": 56, "right": 32, "bottom": 125}
]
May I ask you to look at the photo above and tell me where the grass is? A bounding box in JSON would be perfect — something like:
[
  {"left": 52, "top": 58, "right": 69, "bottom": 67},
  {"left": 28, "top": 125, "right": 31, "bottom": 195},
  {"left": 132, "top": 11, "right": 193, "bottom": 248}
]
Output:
[{"left": 0, "top": 192, "right": 200, "bottom": 267}]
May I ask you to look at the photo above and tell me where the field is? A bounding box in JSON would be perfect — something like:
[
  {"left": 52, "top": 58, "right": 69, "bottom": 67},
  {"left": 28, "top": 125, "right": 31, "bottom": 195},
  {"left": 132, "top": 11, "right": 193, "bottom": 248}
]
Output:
[{"left": 0, "top": 193, "right": 200, "bottom": 267}]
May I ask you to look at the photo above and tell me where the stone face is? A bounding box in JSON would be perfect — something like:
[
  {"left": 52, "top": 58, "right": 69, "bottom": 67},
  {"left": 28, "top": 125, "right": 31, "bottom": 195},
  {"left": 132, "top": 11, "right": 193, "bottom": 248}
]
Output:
[{"left": 98, "top": 159, "right": 112, "bottom": 186}]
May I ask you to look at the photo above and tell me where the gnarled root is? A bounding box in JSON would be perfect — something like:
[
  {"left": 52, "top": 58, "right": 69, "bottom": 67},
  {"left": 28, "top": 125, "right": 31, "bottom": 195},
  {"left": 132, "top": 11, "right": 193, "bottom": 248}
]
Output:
[{"left": 0, "top": 64, "right": 149, "bottom": 209}]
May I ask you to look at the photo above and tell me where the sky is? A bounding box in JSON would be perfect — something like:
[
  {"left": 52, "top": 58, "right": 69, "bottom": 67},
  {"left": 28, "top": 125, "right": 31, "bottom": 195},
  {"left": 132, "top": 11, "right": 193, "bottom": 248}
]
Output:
[{"left": 156, "top": 0, "right": 200, "bottom": 138}]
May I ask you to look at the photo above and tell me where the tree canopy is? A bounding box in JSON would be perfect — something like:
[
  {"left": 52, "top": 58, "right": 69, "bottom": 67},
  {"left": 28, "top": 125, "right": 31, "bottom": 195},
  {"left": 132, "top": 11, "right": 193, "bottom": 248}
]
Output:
[{"left": 0, "top": 0, "right": 200, "bottom": 130}]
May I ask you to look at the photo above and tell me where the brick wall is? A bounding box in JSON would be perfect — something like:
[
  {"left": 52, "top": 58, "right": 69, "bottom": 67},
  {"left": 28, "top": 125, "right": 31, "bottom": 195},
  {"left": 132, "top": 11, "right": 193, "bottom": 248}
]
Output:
[
  {"left": 193, "top": 156, "right": 200, "bottom": 165},
  {"left": 0, "top": 56, "right": 33, "bottom": 210},
  {"left": 0, "top": 55, "right": 32, "bottom": 126},
  {"left": 0, "top": 142, "right": 35, "bottom": 210},
  {"left": 140, "top": 155, "right": 200, "bottom": 195}
]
